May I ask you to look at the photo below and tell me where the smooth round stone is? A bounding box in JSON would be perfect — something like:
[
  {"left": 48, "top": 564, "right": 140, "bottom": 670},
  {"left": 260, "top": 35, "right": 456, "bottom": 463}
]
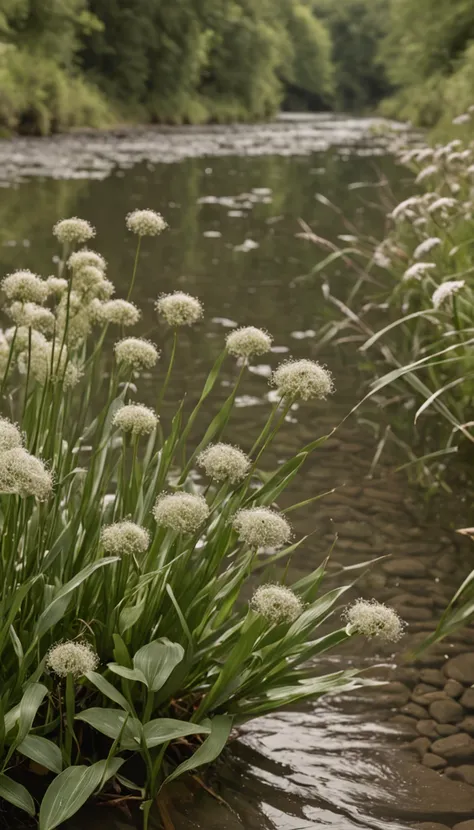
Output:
[
  {"left": 422, "top": 752, "right": 447, "bottom": 770},
  {"left": 432, "top": 733, "right": 474, "bottom": 762},
  {"left": 461, "top": 687, "right": 474, "bottom": 710},
  {"left": 445, "top": 654, "right": 474, "bottom": 685},
  {"left": 429, "top": 698, "right": 464, "bottom": 724}
]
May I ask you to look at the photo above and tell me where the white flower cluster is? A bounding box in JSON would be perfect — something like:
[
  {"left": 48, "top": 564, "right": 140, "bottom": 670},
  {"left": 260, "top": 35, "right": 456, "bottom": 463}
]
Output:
[
  {"left": 0, "top": 417, "right": 23, "bottom": 453},
  {"left": 113, "top": 404, "right": 158, "bottom": 436},
  {"left": 156, "top": 292, "right": 203, "bottom": 327},
  {"left": 68, "top": 250, "right": 107, "bottom": 273},
  {"left": 413, "top": 237, "right": 441, "bottom": 259},
  {"left": 92, "top": 299, "right": 140, "bottom": 327},
  {"left": 46, "top": 641, "right": 99, "bottom": 678},
  {"left": 2, "top": 271, "right": 48, "bottom": 304},
  {"left": 251, "top": 584, "right": 303, "bottom": 624},
  {"left": 232, "top": 506, "right": 292, "bottom": 549},
  {"left": 402, "top": 262, "right": 436, "bottom": 282},
  {"left": 343, "top": 599, "right": 405, "bottom": 643},
  {"left": 432, "top": 280, "right": 465, "bottom": 309},
  {"left": 53, "top": 218, "right": 96, "bottom": 245},
  {"left": 114, "top": 338, "right": 160, "bottom": 371},
  {"left": 197, "top": 443, "right": 250, "bottom": 483},
  {"left": 271, "top": 359, "right": 334, "bottom": 401},
  {"left": 126, "top": 209, "right": 168, "bottom": 236},
  {"left": 0, "top": 446, "right": 53, "bottom": 500},
  {"left": 153, "top": 491, "right": 210, "bottom": 533},
  {"left": 101, "top": 521, "right": 150, "bottom": 556},
  {"left": 226, "top": 326, "right": 273, "bottom": 359}
]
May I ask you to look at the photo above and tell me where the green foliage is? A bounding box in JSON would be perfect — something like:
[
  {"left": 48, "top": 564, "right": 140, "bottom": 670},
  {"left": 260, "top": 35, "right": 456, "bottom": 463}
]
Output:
[
  {"left": 0, "top": 210, "right": 389, "bottom": 824},
  {"left": 314, "top": 0, "right": 391, "bottom": 112}
]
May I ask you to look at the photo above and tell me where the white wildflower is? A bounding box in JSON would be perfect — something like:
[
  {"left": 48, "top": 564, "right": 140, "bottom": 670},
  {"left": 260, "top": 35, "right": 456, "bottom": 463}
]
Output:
[
  {"left": 53, "top": 218, "right": 95, "bottom": 245},
  {"left": 93, "top": 299, "right": 140, "bottom": 327},
  {"left": 415, "top": 165, "right": 438, "bottom": 183},
  {"left": 7, "top": 303, "right": 55, "bottom": 336},
  {"left": 402, "top": 262, "right": 436, "bottom": 282},
  {"left": 46, "top": 277, "right": 68, "bottom": 297},
  {"left": 6, "top": 326, "right": 47, "bottom": 353},
  {"left": 73, "top": 266, "right": 113, "bottom": 299},
  {"left": 427, "top": 197, "right": 458, "bottom": 214},
  {"left": 57, "top": 293, "right": 94, "bottom": 345},
  {"left": 2, "top": 270, "right": 48, "bottom": 304},
  {"left": 226, "top": 326, "right": 273, "bottom": 359},
  {"left": 112, "top": 404, "right": 158, "bottom": 436},
  {"left": 46, "top": 641, "right": 98, "bottom": 678},
  {"left": 0, "top": 447, "right": 52, "bottom": 500},
  {"left": 197, "top": 443, "right": 250, "bottom": 483},
  {"left": 101, "top": 521, "right": 150, "bottom": 556},
  {"left": 17, "top": 341, "right": 81, "bottom": 388},
  {"left": 152, "top": 491, "right": 210, "bottom": 533},
  {"left": 390, "top": 197, "right": 422, "bottom": 221},
  {"left": 272, "top": 359, "right": 334, "bottom": 401},
  {"left": 413, "top": 237, "right": 441, "bottom": 259},
  {"left": 452, "top": 113, "right": 471, "bottom": 126},
  {"left": 232, "top": 506, "right": 292, "bottom": 549},
  {"left": 343, "top": 599, "right": 405, "bottom": 643},
  {"left": 126, "top": 209, "right": 168, "bottom": 236},
  {"left": 156, "top": 292, "right": 203, "bottom": 327},
  {"left": 68, "top": 249, "right": 106, "bottom": 273},
  {"left": 251, "top": 584, "right": 303, "bottom": 624},
  {"left": 114, "top": 338, "right": 160, "bottom": 371},
  {"left": 0, "top": 418, "right": 22, "bottom": 452},
  {"left": 432, "top": 280, "right": 465, "bottom": 309}
]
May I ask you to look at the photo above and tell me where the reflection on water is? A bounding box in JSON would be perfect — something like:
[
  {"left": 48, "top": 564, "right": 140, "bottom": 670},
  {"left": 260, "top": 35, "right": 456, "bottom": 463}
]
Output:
[{"left": 2, "top": 120, "right": 473, "bottom": 829}]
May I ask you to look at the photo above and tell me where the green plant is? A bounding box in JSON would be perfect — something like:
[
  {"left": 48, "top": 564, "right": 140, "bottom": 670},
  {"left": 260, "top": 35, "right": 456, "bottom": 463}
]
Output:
[{"left": 0, "top": 209, "right": 402, "bottom": 827}]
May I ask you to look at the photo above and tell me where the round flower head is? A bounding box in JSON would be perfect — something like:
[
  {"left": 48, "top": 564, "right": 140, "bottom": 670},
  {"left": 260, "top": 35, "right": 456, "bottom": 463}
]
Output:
[
  {"left": 153, "top": 491, "right": 210, "bottom": 533},
  {"left": 432, "top": 280, "right": 465, "bottom": 309},
  {"left": 232, "top": 507, "right": 292, "bottom": 549},
  {"left": 53, "top": 218, "right": 95, "bottom": 245},
  {"left": 46, "top": 276, "right": 68, "bottom": 297},
  {"left": 126, "top": 209, "right": 168, "bottom": 236},
  {"left": 2, "top": 270, "right": 48, "bottom": 304},
  {"left": 101, "top": 521, "right": 150, "bottom": 557},
  {"left": 7, "top": 303, "right": 55, "bottom": 336},
  {"left": 0, "top": 447, "right": 53, "bottom": 500},
  {"left": 427, "top": 197, "right": 458, "bottom": 215},
  {"left": 17, "top": 341, "right": 80, "bottom": 388},
  {"left": 402, "top": 262, "right": 436, "bottom": 282},
  {"left": 251, "top": 584, "right": 303, "bottom": 624},
  {"left": 226, "top": 326, "right": 273, "bottom": 359},
  {"left": 197, "top": 443, "right": 250, "bottom": 483},
  {"left": 46, "top": 641, "right": 98, "bottom": 679},
  {"left": 271, "top": 359, "right": 334, "bottom": 401},
  {"left": 156, "top": 292, "right": 203, "bottom": 327},
  {"left": 94, "top": 299, "right": 140, "bottom": 327},
  {"left": 413, "top": 237, "right": 441, "bottom": 260},
  {"left": 6, "top": 326, "right": 48, "bottom": 353},
  {"left": 72, "top": 265, "right": 110, "bottom": 299},
  {"left": 0, "top": 417, "right": 23, "bottom": 453},
  {"left": 114, "top": 338, "right": 160, "bottom": 371},
  {"left": 57, "top": 294, "right": 94, "bottom": 346},
  {"left": 112, "top": 404, "right": 158, "bottom": 436},
  {"left": 343, "top": 599, "right": 405, "bottom": 643},
  {"left": 68, "top": 249, "right": 106, "bottom": 273}
]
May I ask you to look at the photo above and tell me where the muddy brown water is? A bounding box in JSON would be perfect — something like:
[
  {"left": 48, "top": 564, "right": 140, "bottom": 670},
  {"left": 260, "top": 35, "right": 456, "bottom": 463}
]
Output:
[{"left": 1, "top": 115, "right": 473, "bottom": 829}]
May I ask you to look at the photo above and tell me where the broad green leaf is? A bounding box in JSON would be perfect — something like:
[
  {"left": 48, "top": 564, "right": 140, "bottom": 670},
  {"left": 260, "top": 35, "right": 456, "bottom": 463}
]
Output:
[
  {"left": 16, "top": 683, "right": 48, "bottom": 747},
  {"left": 0, "top": 774, "right": 35, "bottom": 816},
  {"left": 142, "top": 718, "right": 211, "bottom": 748},
  {"left": 36, "top": 558, "right": 119, "bottom": 639},
  {"left": 85, "top": 671, "right": 131, "bottom": 712},
  {"left": 75, "top": 708, "right": 141, "bottom": 750},
  {"left": 162, "top": 715, "right": 233, "bottom": 787},
  {"left": 39, "top": 758, "right": 123, "bottom": 830},
  {"left": 118, "top": 599, "right": 146, "bottom": 635},
  {"left": 133, "top": 639, "right": 184, "bottom": 692},
  {"left": 107, "top": 663, "right": 147, "bottom": 685},
  {"left": 17, "top": 735, "right": 62, "bottom": 774}
]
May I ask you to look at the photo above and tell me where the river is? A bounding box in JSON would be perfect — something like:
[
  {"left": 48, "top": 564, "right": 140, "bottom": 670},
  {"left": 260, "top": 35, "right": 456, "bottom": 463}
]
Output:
[{"left": 1, "top": 115, "right": 474, "bottom": 830}]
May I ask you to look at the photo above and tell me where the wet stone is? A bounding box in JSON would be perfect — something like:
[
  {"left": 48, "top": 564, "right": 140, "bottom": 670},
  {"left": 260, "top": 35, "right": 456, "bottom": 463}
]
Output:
[
  {"left": 448, "top": 766, "right": 474, "bottom": 787},
  {"left": 437, "top": 724, "right": 460, "bottom": 737},
  {"left": 403, "top": 702, "right": 429, "bottom": 719},
  {"left": 453, "top": 821, "right": 474, "bottom": 830},
  {"left": 414, "top": 825, "right": 451, "bottom": 830},
  {"left": 412, "top": 691, "right": 450, "bottom": 706},
  {"left": 397, "top": 605, "right": 433, "bottom": 622},
  {"left": 383, "top": 558, "right": 427, "bottom": 578},
  {"left": 461, "top": 717, "right": 474, "bottom": 736},
  {"left": 445, "top": 679, "right": 465, "bottom": 699},
  {"left": 460, "top": 688, "right": 474, "bottom": 710},
  {"left": 422, "top": 753, "right": 447, "bottom": 770},
  {"left": 417, "top": 720, "right": 439, "bottom": 738},
  {"left": 414, "top": 684, "right": 441, "bottom": 697},
  {"left": 432, "top": 733, "right": 474, "bottom": 762},
  {"left": 430, "top": 699, "right": 464, "bottom": 724},
  {"left": 406, "top": 737, "right": 432, "bottom": 757},
  {"left": 420, "top": 669, "right": 446, "bottom": 688},
  {"left": 445, "top": 654, "right": 474, "bottom": 685}
]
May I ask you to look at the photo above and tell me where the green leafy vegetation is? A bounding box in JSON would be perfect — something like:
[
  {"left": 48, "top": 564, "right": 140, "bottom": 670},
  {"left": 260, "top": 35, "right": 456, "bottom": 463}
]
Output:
[{"left": 0, "top": 209, "right": 405, "bottom": 824}]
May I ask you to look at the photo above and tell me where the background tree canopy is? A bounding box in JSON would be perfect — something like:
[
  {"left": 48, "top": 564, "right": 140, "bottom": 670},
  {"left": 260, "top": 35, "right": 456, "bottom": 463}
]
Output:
[{"left": 0, "top": 0, "right": 472, "bottom": 134}]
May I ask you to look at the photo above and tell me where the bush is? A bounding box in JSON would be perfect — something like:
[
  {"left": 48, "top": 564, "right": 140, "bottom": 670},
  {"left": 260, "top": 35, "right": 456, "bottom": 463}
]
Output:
[{"left": 0, "top": 210, "right": 404, "bottom": 825}]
